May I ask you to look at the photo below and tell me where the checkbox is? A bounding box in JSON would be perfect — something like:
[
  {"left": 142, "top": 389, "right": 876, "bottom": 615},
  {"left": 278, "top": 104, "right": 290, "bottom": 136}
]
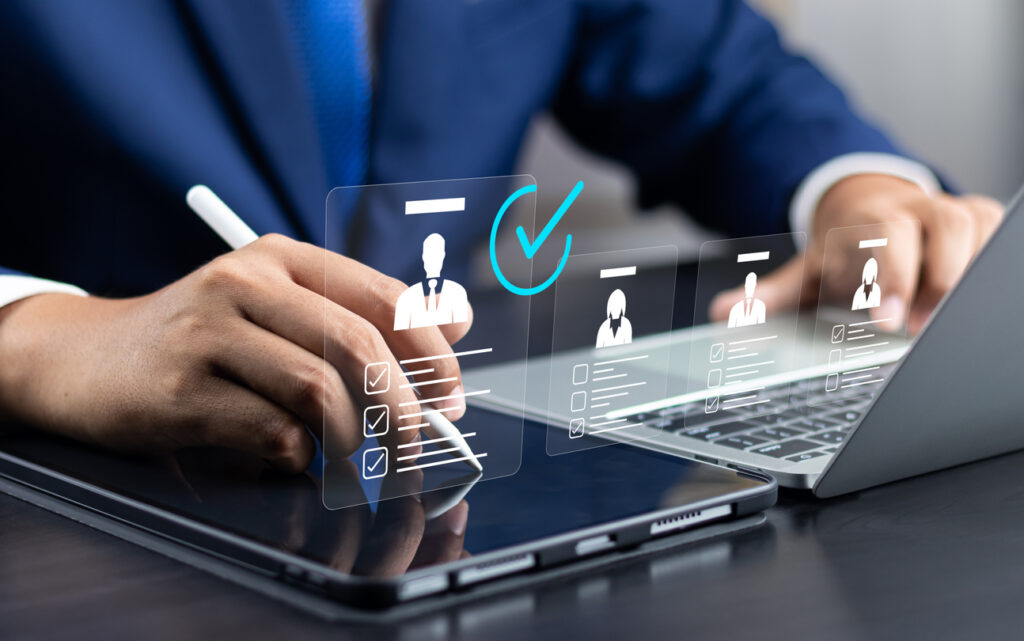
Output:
[
  {"left": 828, "top": 349, "right": 842, "bottom": 368},
  {"left": 361, "top": 446, "right": 388, "bottom": 480},
  {"left": 825, "top": 373, "right": 839, "bottom": 392},
  {"left": 705, "top": 395, "right": 720, "bottom": 414},
  {"left": 831, "top": 324, "right": 846, "bottom": 344},
  {"left": 569, "top": 418, "right": 585, "bottom": 439},
  {"left": 363, "top": 404, "right": 389, "bottom": 438},
  {"left": 572, "top": 363, "right": 589, "bottom": 385},
  {"left": 709, "top": 343, "right": 725, "bottom": 363},
  {"left": 707, "top": 368, "right": 722, "bottom": 388},
  {"left": 570, "top": 391, "right": 587, "bottom": 413},
  {"left": 364, "top": 361, "right": 390, "bottom": 396}
]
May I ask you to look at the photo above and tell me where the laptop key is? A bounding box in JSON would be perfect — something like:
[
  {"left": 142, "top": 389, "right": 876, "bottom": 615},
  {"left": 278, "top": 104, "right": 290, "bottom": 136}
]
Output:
[
  {"left": 751, "top": 426, "right": 806, "bottom": 440},
  {"left": 716, "top": 434, "right": 770, "bottom": 450},
  {"left": 786, "top": 450, "right": 828, "bottom": 462},
  {"left": 808, "top": 430, "right": 846, "bottom": 444},
  {"left": 750, "top": 438, "right": 821, "bottom": 458},
  {"left": 680, "top": 421, "right": 757, "bottom": 441}
]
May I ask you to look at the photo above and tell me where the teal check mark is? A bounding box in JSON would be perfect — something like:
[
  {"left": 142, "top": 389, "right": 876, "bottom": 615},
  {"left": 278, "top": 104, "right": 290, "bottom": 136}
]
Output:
[
  {"left": 514, "top": 181, "right": 583, "bottom": 259},
  {"left": 490, "top": 181, "right": 583, "bottom": 296}
]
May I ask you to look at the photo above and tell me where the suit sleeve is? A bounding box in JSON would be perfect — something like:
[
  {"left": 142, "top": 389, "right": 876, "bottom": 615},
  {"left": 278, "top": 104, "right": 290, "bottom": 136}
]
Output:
[{"left": 551, "top": 0, "right": 902, "bottom": 236}]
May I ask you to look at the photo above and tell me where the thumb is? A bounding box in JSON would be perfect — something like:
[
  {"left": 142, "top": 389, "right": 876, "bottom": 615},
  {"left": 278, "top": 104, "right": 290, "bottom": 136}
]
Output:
[{"left": 709, "top": 254, "right": 807, "bottom": 323}]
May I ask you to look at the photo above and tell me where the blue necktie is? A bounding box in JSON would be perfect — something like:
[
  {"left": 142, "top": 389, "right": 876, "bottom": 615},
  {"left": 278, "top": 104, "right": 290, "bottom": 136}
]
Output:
[
  {"left": 287, "top": 0, "right": 371, "bottom": 200},
  {"left": 286, "top": 1, "right": 370, "bottom": 473}
]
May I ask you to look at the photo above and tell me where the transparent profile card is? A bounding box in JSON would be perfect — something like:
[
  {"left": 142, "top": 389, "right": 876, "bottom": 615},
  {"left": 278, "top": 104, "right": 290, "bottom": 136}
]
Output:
[
  {"left": 321, "top": 176, "right": 535, "bottom": 509},
  {"left": 808, "top": 220, "right": 919, "bottom": 406},
  {"left": 546, "top": 246, "right": 678, "bottom": 455},
  {"left": 685, "top": 233, "right": 806, "bottom": 426}
]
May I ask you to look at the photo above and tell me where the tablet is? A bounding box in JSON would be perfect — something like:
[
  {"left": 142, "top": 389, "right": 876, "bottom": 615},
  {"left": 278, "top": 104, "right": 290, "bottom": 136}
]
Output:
[{"left": 0, "top": 409, "right": 775, "bottom": 614}]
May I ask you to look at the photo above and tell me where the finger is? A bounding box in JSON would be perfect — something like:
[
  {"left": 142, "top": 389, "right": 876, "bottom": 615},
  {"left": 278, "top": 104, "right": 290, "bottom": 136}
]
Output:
[
  {"left": 227, "top": 277, "right": 428, "bottom": 447},
  {"left": 247, "top": 236, "right": 468, "bottom": 410},
  {"left": 233, "top": 256, "right": 465, "bottom": 423},
  {"left": 437, "top": 302, "right": 473, "bottom": 345},
  {"left": 961, "top": 195, "right": 1005, "bottom": 254},
  {"left": 909, "top": 198, "right": 977, "bottom": 333},
  {"left": 184, "top": 377, "right": 315, "bottom": 473},
  {"left": 211, "top": 318, "right": 364, "bottom": 457},
  {"left": 709, "top": 254, "right": 806, "bottom": 323},
  {"left": 844, "top": 216, "right": 922, "bottom": 333}
]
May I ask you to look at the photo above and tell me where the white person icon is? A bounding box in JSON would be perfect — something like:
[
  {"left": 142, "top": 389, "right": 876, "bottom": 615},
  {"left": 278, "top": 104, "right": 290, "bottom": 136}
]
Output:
[
  {"left": 393, "top": 233, "right": 470, "bottom": 331},
  {"left": 851, "top": 257, "right": 882, "bottom": 311},
  {"left": 595, "top": 289, "right": 633, "bottom": 348},
  {"left": 727, "top": 272, "right": 767, "bottom": 328}
]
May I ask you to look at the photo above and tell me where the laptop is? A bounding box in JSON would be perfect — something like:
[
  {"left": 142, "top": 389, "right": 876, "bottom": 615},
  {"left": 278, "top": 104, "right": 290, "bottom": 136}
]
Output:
[{"left": 466, "top": 183, "right": 1024, "bottom": 497}]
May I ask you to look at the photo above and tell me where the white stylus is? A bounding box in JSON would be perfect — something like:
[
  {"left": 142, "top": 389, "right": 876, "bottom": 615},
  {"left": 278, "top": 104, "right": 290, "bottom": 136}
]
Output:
[{"left": 186, "top": 185, "right": 483, "bottom": 473}]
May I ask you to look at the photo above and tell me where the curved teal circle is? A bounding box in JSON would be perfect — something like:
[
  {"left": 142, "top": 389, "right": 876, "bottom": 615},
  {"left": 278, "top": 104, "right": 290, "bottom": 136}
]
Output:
[{"left": 490, "top": 184, "right": 572, "bottom": 296}]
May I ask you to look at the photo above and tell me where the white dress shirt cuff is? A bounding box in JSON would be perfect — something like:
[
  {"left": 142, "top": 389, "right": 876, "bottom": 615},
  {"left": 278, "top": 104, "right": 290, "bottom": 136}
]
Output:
[
  {"left": 0, "top": 275, "right": 88, "bottom": 309},
  {"left": 789, "top": 152, "right": 942, "bottom": 246}
]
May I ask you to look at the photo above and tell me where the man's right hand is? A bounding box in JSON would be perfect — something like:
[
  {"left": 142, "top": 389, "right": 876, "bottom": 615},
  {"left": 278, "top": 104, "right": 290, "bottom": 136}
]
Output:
[{"left": 0, "top": 234, "right": 471, "bottom": 472}]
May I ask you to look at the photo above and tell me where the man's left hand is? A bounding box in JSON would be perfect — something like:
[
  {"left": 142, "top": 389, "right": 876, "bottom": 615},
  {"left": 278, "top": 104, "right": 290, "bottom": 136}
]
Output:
[{"left": 710, "top": 174, "right": 1004, "bottom": 334}]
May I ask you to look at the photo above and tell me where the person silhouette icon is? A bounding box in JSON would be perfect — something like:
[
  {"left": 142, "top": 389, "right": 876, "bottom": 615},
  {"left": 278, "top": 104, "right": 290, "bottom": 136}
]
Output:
[
  {"left": 595, "top": 289, "right": 633, "bottom": 348},
  {"left": 393, "top": 233, "right": 470, "bottom": 331},
  {"left": 851, "top": 257, "right": 882, "bottom": 311},
  {"left": 727, "top": 272, "right": 767, "bottom": 328}
]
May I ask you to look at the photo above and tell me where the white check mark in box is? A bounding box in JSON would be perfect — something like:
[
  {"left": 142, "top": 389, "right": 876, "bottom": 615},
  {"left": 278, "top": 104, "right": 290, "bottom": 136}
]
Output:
[
  {"left": 363, "top": 404, "right": 389, "bottom": 438},
  {"left": 364, "top": 361, "right": 390, "bottom": 395},
  {"left": 709, "top": 343, "right": 725, "bottom": 363},
  {"left": 362, "top": 446, "right": 388, "bottom": 480}
]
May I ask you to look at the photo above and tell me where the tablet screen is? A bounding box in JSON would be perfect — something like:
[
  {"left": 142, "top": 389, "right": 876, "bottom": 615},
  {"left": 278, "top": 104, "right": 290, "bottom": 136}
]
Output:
[{"left": 0, "top": 411, "right": 765, "bottom": 579}]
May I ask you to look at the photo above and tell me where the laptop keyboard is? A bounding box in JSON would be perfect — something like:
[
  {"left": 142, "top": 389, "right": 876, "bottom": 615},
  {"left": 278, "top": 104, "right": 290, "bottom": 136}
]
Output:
[{"left": 630, "top": 369, "right": 892, "bottom": 464}]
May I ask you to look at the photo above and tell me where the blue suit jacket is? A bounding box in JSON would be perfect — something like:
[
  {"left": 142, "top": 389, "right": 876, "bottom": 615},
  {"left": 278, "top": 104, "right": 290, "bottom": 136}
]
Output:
[{"left": 0, "top": 0, "right": 898, "bottom": 293}]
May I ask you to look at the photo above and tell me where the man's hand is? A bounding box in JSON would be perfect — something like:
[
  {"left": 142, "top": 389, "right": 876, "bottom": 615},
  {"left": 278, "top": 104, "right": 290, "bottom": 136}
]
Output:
[
  {"left": 0, "top": 234, "right": 470, "bottom": 472},
  {"left": 710, "top": 175, "right": 1004, "bottom": 334}
]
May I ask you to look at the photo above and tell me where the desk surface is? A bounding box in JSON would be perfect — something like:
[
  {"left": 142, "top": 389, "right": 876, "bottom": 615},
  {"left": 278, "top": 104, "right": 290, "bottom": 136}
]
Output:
[{"left": 4, "top": 447, "right": 1024, "bottom": 640}]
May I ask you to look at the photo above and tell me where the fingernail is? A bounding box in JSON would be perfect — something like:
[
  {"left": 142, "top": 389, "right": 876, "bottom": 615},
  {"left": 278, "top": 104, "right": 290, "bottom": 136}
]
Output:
[
  {"left": 438, "top": 501, "right": 468, "bottom": 536},
  {"left": 876, "top": 296, "right": 905, "bottom": 332}
]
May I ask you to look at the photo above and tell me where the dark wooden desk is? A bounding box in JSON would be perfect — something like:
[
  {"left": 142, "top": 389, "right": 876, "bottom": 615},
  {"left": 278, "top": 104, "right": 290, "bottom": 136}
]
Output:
[{"left": 4, "top": 446, "right": 1024, "bottom": 641}]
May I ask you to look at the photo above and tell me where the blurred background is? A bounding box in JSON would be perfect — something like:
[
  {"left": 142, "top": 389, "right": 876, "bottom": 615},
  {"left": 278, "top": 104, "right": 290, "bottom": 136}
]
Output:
[{"left": 487, "top": 0, "right": 1024, "bottom": 282}]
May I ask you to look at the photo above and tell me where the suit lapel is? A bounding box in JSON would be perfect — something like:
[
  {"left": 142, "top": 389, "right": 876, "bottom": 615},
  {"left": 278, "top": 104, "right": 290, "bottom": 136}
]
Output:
[{"left": 180, "top": 0, "right": 329, "bottom": 245}]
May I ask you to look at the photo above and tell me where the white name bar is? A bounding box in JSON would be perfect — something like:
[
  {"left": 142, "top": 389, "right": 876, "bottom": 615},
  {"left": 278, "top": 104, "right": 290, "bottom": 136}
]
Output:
[
  {"left": 859, "top": 238, "right": 889, "bottom": 249},
  {"left": 405, "top": 197, "right": 466, "bottom": 215},
  {"left": 600, "top": 266, "right": 637, "bottom": 279},
  {"left": 737, "top": 251, "right": 770, "bottom": 263}
]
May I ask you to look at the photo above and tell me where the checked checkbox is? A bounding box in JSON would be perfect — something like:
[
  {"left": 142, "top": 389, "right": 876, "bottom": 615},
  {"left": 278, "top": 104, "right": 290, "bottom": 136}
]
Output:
[
  {"left": 705, "top": 395, "right": 720, "bottom": 414},
  {"left": 363, "top": 404, "right": 389, "bottom": 438},
  {"left": 364, "top": 361, "right": 390, "bottom": 395},
  {"left": 569, "top": 418, "right": 585, "bottom": 439},
  {"left": 361, "top": 446, "right": 388, "bottom": 480},
  {"left": 831, "top": 324, "right": 846, "bottom": 344},
  {"left": 709, "top": 343, "right": 725, "bottom": 363}
]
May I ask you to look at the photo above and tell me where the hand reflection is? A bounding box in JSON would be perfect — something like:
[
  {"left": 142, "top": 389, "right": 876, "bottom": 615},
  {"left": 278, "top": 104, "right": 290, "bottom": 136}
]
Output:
[{"left": 169, "top": 449, "right": 469, "bottom": 577}]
